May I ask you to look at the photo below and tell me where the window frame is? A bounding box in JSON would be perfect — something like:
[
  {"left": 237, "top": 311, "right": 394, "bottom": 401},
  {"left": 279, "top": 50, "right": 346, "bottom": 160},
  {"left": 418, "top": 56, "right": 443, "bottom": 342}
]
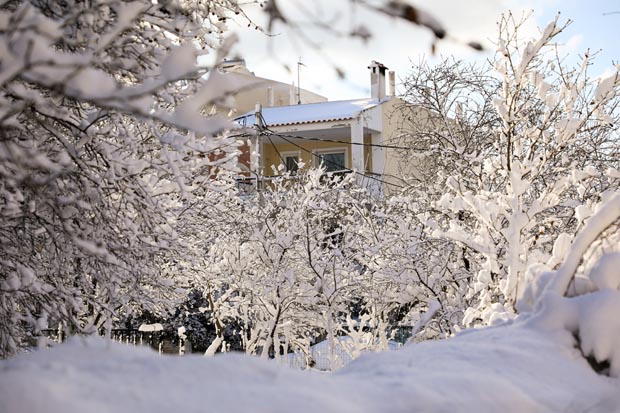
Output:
[
  {"left": 312, "top": 147, "right": 348, "bottom": 172},
  {"left": 280, "top": 150, "right": 302, "bottom": 173}
]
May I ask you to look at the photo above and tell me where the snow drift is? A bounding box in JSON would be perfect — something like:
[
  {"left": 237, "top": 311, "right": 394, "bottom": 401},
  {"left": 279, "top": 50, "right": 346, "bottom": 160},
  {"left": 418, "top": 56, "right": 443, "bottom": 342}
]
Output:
[{"left": 1, "top": 317, "right": 619, "bottom": 413}]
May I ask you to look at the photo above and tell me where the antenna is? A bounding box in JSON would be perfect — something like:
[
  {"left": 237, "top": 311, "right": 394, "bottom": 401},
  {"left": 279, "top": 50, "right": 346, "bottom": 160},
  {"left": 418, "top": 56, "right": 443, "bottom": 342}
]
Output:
[{"left": 297, "top": 57, "right": 306, "bottom": 105}]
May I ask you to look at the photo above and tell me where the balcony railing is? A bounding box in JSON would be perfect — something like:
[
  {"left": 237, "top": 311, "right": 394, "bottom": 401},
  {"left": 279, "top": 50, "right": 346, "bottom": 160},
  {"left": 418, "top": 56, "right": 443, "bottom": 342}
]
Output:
[{"left": 236, "top": 170, "right": 384, "bottom": 196}]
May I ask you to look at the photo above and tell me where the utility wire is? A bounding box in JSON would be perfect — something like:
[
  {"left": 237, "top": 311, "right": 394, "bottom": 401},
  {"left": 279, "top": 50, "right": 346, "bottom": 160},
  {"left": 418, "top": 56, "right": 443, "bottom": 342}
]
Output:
[
  {"left": 273, "top": 131, "right": 405, "bottom": 189},
  {"left": 258, "top": 112, "right": 293, "bottom": 183},
  {"left": 238, "top": 113, "right": 413, "bottom": 150},
  {"left": 264, "top": 129, "right": 413, "bottom": 150},
  {"left": 266, "top": 134, "right": 287, "bottom": 170},
  {"left": 256, "top": 113, "right": 286, "bottom": 168},
  {"left": 253, "top": 112, "right": 405, "bottom": 189}
]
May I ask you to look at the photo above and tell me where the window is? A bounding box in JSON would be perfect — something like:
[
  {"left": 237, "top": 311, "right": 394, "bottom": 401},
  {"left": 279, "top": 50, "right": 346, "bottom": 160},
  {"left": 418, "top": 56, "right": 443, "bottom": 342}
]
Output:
[
  {"left": 281, "top": 151, "right": 301, "bottom": 173},
  {"left": 314, "top": 148, "right": 347, "bottom": 173},
  {"left": 285, "top": 155, "right": 299, "bottom": 173}
]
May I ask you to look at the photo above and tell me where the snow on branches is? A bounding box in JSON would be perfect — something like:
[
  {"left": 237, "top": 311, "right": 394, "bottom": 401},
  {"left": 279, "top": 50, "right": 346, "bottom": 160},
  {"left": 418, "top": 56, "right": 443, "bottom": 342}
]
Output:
[
  {"left": 0, "top": 0, "right": 253, "bottom": 357},
  {"left": 389, "top": 13, "right": 619, "bottom": 331}
]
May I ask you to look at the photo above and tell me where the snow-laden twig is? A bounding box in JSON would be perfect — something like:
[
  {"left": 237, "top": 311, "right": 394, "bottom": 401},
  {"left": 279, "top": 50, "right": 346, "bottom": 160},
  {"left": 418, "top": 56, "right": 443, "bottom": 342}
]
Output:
[{"left": 544, "top": 192, "right": 620, "bottom": 298}]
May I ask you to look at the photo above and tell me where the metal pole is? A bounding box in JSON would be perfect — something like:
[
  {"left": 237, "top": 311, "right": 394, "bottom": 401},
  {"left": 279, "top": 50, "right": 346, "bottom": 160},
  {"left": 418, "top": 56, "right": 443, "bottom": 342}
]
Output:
[{"left": 297, "top": 58, "right": 306, "bottom": 105}]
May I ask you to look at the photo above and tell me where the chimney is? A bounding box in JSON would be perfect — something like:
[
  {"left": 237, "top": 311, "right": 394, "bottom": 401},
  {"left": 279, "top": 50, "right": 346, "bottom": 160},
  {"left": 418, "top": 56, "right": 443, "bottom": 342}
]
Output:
[
  {"left": 290, "top": 82, "right": 296, "bottom": 105},
  {"left": 388, "top": 71, "right": 396, "bottom": 96},
  {"left": 267, "top": 87, "right": 274, "bottom": 107},
  {"left": 369, "top": 60, "right": 388, "bottom": 101}
]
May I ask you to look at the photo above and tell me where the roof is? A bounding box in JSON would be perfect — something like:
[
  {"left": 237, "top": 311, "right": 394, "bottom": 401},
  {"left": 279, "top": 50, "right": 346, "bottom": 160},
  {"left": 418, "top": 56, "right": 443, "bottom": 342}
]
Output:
[{"left": 234, "top": 98, "right": 384, "bottom": 128}]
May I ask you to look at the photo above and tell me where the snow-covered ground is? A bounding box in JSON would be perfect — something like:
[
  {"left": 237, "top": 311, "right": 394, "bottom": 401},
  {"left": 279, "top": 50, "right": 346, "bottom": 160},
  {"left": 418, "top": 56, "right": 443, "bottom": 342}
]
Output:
[
  {"left": 1, "top": 317, "right": 619, "bottom": 413},
  {"left": 286, "top": 336, "right": 401, "bottom": 370}
]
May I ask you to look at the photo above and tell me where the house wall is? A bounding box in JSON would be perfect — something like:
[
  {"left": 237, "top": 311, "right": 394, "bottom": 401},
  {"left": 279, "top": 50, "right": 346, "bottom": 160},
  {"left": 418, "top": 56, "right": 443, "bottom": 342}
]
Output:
[
  {"left": 240, "top": 99, "right": 449, "bottom": 196},
  {"left": 264, "top": 139, "right": 380, "bottom": 177},
  {"left": 379, "top": 97, "right": 423, "bottom": 192},
  {"left": 204, "top": 66, "right": 327, "bottom": 119},
  {"left": 224, "top": 70, "right": 327, "bottom": 116},
  {"left": 262, "top": 139, "right": 355, "bottom": 176},
  {"left": 258, "top": 100, "right": 420, "bottom": 180},
  {"left": 217, "top": 61, "right": 437, "bottom": 195}
]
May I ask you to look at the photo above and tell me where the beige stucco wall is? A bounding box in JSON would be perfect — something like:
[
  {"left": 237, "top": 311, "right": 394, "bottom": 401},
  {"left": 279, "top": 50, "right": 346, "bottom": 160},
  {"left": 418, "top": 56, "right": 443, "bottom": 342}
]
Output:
[
  {"left": 380, "top": 97, "right": 435, "bottom": 192},
  {"left": 262, "top": 139, "right": 355, "bottom": 176},
  {"left": 224, "top": 69, "right": 327, "bottom": 116}
]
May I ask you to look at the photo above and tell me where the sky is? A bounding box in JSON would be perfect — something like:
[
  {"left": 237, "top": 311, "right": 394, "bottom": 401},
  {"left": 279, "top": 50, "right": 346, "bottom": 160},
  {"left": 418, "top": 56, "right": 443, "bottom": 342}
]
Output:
[{"left": 227, "top": 0, "right": 620, "bottom": 101}]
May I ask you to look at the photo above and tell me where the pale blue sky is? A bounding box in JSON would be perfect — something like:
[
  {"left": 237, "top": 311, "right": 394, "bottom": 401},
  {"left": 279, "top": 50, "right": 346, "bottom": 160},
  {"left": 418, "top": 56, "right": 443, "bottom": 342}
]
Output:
[
  {"left": 231, "top": 0, "right": 619, "bottom": 101},
  {"left": 537, "top": 0, "right": 618, "bottom": 70}
]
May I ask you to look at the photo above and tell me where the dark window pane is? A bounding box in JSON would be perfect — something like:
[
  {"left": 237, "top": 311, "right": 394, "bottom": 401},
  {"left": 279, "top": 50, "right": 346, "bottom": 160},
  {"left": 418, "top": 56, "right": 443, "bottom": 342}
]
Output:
[
  {"left": 319, "top": 152, "right": 345, "bottom": 172},
  {"left": 285, "top": 156, "right": 299, "bottom": 172}
]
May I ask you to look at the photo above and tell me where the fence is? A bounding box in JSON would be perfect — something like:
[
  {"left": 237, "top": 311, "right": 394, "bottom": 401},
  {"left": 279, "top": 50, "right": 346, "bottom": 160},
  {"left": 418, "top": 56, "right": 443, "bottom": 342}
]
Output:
[
  {"left": 40, "top": 326, "right": 410, "bottom": 370},
  {"left": 40, "top": 328, "right": 188, "bottom": 355}
]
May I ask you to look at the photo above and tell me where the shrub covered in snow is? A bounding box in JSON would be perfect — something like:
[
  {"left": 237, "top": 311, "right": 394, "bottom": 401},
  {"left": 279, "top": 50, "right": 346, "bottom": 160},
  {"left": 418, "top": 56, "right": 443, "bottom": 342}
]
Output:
[{"left": 0, "top": 0, "right": 252, "bottom": 357}]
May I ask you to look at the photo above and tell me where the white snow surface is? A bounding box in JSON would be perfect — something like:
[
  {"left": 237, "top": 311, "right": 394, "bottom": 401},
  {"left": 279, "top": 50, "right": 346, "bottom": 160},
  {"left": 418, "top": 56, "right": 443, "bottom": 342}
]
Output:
[
  {"left": 1, "top": 320, "right": 619, "bottom": 413},
  {"left": 235, "top": 98, "right": 383, "bottom": 127},
  {"left": 137, "top": 323, "right": 163, "bottom": 332},
  {"left": 287, "top": 336, "right": 401, "bottom": 370}
]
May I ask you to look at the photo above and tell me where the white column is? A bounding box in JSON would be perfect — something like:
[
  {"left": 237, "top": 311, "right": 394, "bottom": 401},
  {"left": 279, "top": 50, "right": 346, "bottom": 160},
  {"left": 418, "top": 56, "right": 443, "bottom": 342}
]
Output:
[
  {"left": 371, "top": 132, "right": 384, "bottom": 176},
  {"left": 249, "top": 135, "right": 264, "bottom": 190},
  {"left": 250, "top": 136, "right": 259, "bottom": 174},
  {"left": 259, "top": 138, "right": 264, "bottom": 175},
  {"left": 351, "top": 117, "right": 365, "bottom": 173}
]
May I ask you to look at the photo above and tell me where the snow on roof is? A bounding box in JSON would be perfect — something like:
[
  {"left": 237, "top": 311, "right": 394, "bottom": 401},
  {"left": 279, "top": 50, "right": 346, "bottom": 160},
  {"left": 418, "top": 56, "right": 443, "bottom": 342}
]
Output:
[{"left": 235, "top": 98, "right": 383, "bottom": 128}]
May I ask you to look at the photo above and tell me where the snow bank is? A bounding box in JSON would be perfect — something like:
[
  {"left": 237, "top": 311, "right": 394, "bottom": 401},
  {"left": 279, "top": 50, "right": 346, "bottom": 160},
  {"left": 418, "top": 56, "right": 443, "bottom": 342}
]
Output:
[
  {"left": 137, "top": 323, "right": 163, "bottom": 333},
  {"left": 1, "top": 321, "right": 618, "bottom": 413},
  {"left": 287, "top": 336, "right": 401, "bottom": 370}
]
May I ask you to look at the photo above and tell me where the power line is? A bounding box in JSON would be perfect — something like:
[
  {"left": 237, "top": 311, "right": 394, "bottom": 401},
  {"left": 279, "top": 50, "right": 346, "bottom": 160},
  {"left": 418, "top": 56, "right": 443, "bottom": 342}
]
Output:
[
  {"left": 239, "top": 111, "right": 412, "bottom": 150},
  {"left": 252, "top": 112, "right": 405, "bottom": 189},
  {"left": 266, "top": 134, "right": 287, "bottom": 170},
  {"left": 257, "top": 112, "right": 288, "bottom": 171},
  {"left": 272, "top": 131, "right": 405, "bottom": 189},
  {"left": 263, "top": 128, "right": 413, "bottom": 151}
]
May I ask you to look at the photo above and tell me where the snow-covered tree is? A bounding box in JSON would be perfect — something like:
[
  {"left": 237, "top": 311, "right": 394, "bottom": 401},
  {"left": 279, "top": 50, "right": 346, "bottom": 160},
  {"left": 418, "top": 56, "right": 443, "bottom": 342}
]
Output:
[
  {"left": 0, "top": 0, "right": 253, "bottom": 357},
  {"left": 411, "top": 14, "right": 620, "bottom": 325},
  {"left": 362, "top": 195, "right": 475, "bottom": 342},
  {"left": 193, "top": 169, "right": 431, "bottom": 367},
  {"left": 201, "top": 171, "right": 364, "bottom": 362},
  {"left": 529, "top": 190, "right": 620, "bottom": 377}
]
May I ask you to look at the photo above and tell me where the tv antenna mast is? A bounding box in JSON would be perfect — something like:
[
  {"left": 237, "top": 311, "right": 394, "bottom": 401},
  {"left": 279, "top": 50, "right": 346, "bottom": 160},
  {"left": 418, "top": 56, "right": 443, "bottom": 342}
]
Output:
[{"left": 297, "top": 57, "right": 306, "bottom": 105}]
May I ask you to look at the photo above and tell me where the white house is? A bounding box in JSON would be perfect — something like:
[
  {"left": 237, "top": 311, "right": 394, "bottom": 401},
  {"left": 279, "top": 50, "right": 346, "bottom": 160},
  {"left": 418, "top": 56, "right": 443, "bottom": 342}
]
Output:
[{"left": 234, "top": 61, "right": 406, "bottom": 193}]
